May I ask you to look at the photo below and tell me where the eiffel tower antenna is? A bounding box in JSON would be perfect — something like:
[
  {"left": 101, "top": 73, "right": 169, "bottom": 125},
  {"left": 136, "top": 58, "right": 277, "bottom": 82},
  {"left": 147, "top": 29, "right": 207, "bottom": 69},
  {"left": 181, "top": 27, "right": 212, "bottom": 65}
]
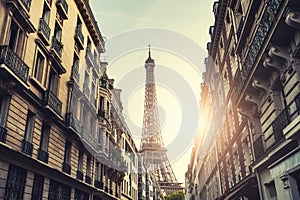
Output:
[{"left": 139, "top": 45, "right": 182, "bottom": 195}]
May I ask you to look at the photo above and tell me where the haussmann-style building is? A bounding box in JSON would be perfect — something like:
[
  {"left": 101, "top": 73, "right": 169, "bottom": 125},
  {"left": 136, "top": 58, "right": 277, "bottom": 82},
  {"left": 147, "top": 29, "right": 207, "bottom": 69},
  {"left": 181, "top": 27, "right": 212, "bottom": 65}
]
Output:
[
  {"left": 0, "top": 0, "right": 149, "bottom": 199},
  {"left": 186, "top": 0, "right": 300, "bottom": 199}
]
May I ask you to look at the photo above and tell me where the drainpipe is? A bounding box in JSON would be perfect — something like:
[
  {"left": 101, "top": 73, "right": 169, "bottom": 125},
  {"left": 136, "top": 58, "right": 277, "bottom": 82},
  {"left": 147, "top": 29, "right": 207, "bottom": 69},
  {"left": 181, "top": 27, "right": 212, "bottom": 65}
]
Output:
[{"left": 255, "top": 170, "right": 264, "bottom": 200}]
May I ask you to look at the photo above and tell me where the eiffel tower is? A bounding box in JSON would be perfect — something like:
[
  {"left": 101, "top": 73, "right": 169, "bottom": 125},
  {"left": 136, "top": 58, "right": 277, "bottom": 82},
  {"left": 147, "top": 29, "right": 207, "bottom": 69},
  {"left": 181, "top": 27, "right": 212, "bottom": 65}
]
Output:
[{"left": 139, "top": 46, "right": 182, "bottom": 196}]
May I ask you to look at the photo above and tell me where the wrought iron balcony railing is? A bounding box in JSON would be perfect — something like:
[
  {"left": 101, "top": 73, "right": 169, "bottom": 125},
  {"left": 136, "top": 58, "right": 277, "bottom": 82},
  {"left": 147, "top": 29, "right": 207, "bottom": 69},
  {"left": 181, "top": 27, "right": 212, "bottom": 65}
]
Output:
[
  {"left": 62, "top": 162, "right": 71, "bottom": 174},
  {"left": 72, "top": 63, "right": 80, "bottom": 83},
  {"left": 66, "top": 113, "right": 81, "bottom": 133},
  {"left": 75, "top": 27, "right": 84, "bottom": 49},
  {"left": 76, "top": 170, "right": 83, "bottom": 181},
  {"left": 253, "top": 135, "right": 264, "bottom": 160},
  {"left": 83, "top": 82, "right": 90, "bottom": 98},
  {"left": 81, "top": 127, "right": 97, "bottom": 149},
  {"left": 272, "top": 108, "right": 290, "bottom": 142},
  {"left": 44, "top": 90, "right": 62, "bottom": 116},
  {"left": 38, "top": 18, "right": 51, "bottom": 42},
  {"left": 85, "top": 175, "right": 91, "bottom": 184},
  {"left": 237, "top": 0, "right": 284, "bottom": 95},
  {"left": 0, "top": 126, "right": 7, "bottom": 143},
  {"left": 37, "top": 148, "right": 49, "bottom": 163},
  {"left": 22, "top": 139, "right": 33, "bottom": 156},
  {"left": 56, "top": 0, "right": 68, "bottom": 19},
  {"left": 51, "top": 37, "right": 63, "bottom": 58},
  {"left": 0, "top": 45, "right": 29, "bottom": 83},
  {"left": 20, "top": 0, "right": 32, "bottom": 11},
  {"left": 94, "top": 180, "right": 103, "bottom": 189}
]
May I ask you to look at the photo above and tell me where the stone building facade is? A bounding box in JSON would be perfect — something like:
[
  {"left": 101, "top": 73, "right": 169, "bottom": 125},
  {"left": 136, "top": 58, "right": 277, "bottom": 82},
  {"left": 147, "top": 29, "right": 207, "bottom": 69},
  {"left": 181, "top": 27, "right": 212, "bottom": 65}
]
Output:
[
  {"left": 186, "top": 0, "right": 300, "bottom": 199},
  {"left": 0, "top": 0, "right": 139, "bottom": 199}
]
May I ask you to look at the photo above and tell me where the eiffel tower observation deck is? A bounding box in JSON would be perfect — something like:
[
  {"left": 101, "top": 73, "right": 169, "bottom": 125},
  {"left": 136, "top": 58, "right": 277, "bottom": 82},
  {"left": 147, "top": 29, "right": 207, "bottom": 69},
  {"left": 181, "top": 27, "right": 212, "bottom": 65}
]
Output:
[{"left": 139, "top": 46, "right": 183, "bottom": 196}]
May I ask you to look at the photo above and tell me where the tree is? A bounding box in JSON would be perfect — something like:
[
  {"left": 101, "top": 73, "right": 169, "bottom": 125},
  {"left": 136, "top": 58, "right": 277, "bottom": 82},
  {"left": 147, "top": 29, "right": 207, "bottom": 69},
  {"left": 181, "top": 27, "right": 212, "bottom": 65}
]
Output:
[{"left": 164, "top": 190, "right": 185, "bottom": 200}]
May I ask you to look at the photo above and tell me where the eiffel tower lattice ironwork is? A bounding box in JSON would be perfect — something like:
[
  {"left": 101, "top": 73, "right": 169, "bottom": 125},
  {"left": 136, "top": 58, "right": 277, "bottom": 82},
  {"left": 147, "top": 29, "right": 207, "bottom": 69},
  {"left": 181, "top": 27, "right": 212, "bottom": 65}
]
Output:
[{"left": 139, "top": 45, "right": 182, "bottom": 195}]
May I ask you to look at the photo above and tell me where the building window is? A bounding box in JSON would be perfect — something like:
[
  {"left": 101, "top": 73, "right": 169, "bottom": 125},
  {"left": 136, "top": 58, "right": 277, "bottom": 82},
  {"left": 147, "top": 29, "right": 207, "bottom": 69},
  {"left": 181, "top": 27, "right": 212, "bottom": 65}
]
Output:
[
  {"left": 38, "top": 122, "right": 50, "bottom": 163},
  {"left": 53, "top": 23, "right": 62, "bottom": 41},
  {"left": 34, "top": 51, "right": 46, "bottom": 84},
  {"left": 0, "top": 93, "right": 10, "bottom": 128},
  {"left": 266, "top": 181, "right": 278, "bottom": 200},
  {"left": 42, "top": 3, "right": 50, "bottom": 24},
  {"left": 24, "top": 110, "right": 35, "bottom": 142},
  {"left": 48, "top": 68, "right": 59, "bottom": 95},
  {"left": 86, "top": 156, "right": 91, "bottom": 184},
  {"left": 106, "top": 101, "right": 110, "bottom": 116},
  {"left": 31, "top": 174, "right": 44, "bottom": 200},
  {"left": 62, "top": 140, "right": 71, "bottom": 174},
  {"left": 74, "top": 189, "right": 89, "bottom": 200},
  {"left": 95, "top": 162, "right": 100, "bottom": 181},
  {"left": 99, "top": 96, "right": 104, "bottom": 112},
  {"left": 4, "top": 165, "right": 27, "bottom": 200},
  {"left": 78, "top": 151, "right": 83, "bottom": 172},
  {"left": 8, "top": 20, "right": 25, "bottom": 56},
  {"left": 72, "top": 55, "right": 80, "bottom": 83},
  {"left": 40, "top": 123, "right": 50, "bottom": 151},
  {"left": 76, "top": 151, "right": 83, "bottom": 180},
  {"left": 22, "top": 110, "right": 35, "bottom": 156},
  {"left": 48, "top": 180, "right": 71, "bottom": 200}
]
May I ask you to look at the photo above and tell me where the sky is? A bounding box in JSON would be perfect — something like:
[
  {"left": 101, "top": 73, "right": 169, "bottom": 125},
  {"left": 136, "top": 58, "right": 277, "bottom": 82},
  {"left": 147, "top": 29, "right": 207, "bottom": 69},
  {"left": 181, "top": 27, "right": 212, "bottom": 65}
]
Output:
[{"left": 91, "top": 0, "right": 215, "bottom": 184}]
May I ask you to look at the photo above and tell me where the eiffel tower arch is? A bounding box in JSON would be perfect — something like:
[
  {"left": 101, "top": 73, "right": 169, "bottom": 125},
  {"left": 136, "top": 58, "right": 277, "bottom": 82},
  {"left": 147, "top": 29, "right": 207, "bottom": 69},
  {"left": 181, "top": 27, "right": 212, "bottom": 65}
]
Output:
[{"left": 139, "top": 46, "right": 183, "bottom": 196}]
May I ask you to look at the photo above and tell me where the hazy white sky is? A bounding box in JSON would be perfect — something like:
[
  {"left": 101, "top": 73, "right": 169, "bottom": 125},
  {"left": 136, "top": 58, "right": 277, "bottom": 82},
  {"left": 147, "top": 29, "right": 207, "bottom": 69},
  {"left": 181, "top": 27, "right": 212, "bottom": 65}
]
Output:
[{"left": 91, "top": 0, "right": 215, "bottom": 184}]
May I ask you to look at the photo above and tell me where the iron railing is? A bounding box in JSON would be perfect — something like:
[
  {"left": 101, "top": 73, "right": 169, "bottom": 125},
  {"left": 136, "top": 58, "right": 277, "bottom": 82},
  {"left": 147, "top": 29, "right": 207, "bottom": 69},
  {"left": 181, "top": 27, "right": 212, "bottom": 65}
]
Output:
[
  {"left": 51, "top": 37, "right": 63, "bottom": 57},
  {"left": 38, "top": 148, "right": 49, "bottom": 163},
  {"left": 56, "top": 0, "right": 68, "bottom": 16},
  {"left": 21, "top": 0, "right": 32, "bottom": 11},
  {"left": 39, "top": 18, "right": 51, "bottom": 41},
  {"left": 22, "top": 139, "right": 33, "bottom": 156},
  {"left": 75, "top": 27, "right": 84, "bottom": 46},
  {"left": 0, "top": 45, "right": 29, "bottom": 83},
  {"left": 62, "top": 162, "right": 71, "bottom": 174},
  {"left": 272, "top": 108, "right": 290, "bottom": 143},
  {"left": 44, "top": 90, "right": 62, "bottom": 115},
  {"left": 0, "top": 126, "right": 7, "bottom": 143},
  {"left": 76, "top": 170, "right": 83, "bottom": 181}
]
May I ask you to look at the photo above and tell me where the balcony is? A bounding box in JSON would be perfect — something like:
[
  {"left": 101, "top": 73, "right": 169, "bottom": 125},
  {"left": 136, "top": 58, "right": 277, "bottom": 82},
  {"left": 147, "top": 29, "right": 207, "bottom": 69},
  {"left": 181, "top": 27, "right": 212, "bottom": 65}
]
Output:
[
  {"left": 0, "top": 45, "right": 29, "bottom": 84},
  {"left": 22, "top": 139, "right": 33, "bottom": 156},
  {"left": 81, "top": 127, "right": 97, "bottom": 151},
  {"left": 105, "top": 186, "right": 109, "bottom": 193},
  {"left": 66, "top": 113, "right": 81, "bottom": 134},
  {"left": 76, "top": 170, "right": 83, "bottom": 181},
  {"left": 56, "top": 0, "right": 68, "bottom": 19},
  {"left": 83, "top": 83, "right": 90, "bottom": 98},
  {"left": 75, "top": 27, "right": 84, "bottom": 49},
  {"left": 38, "top": 148, "right": 49, "bottom": 163},
  {"left": 266, "top": 108, "right": 290, "bottom": 149},
  {"left": 62, "top": 162, "right": 71, "bottom": 174},
  {"left": 237, "top": 0, "right": 284, "bottom": 97},
  {"left": 6, "top": 0, "right": 32, "bottom": 12},
  {"left": 85, "top": 175, "right": 91, "bottom": 184},
  {"left": 253, "top": 135, "right": 264, "bottom": 160},
  {"left": 38, "top": 18, "right": 51, "bottom": 44},
  {"left": 94, "top": 180, "right": 103, "bottom": 189},
  {"left": 51, "top": 37, "right": 63, "bottom": 58},
  {"left": 72, "top": 63, "right": 80, "bottom": 83},
  {"left": 0, "top": 126, "right": 7, "bottom": 143},
  {"left": 44, "top": 90, "right": 62, "bottom": 116}
]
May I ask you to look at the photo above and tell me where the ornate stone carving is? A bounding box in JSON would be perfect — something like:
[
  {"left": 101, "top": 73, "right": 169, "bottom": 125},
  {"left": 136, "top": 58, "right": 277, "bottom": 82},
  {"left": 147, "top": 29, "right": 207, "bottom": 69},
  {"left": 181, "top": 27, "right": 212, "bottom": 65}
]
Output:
[
  {"left": 252, "top": 78, "right": 270, "bottom": 93},
  {"left": 285, "top": 11, "right": 300, "bottom": 30}
]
